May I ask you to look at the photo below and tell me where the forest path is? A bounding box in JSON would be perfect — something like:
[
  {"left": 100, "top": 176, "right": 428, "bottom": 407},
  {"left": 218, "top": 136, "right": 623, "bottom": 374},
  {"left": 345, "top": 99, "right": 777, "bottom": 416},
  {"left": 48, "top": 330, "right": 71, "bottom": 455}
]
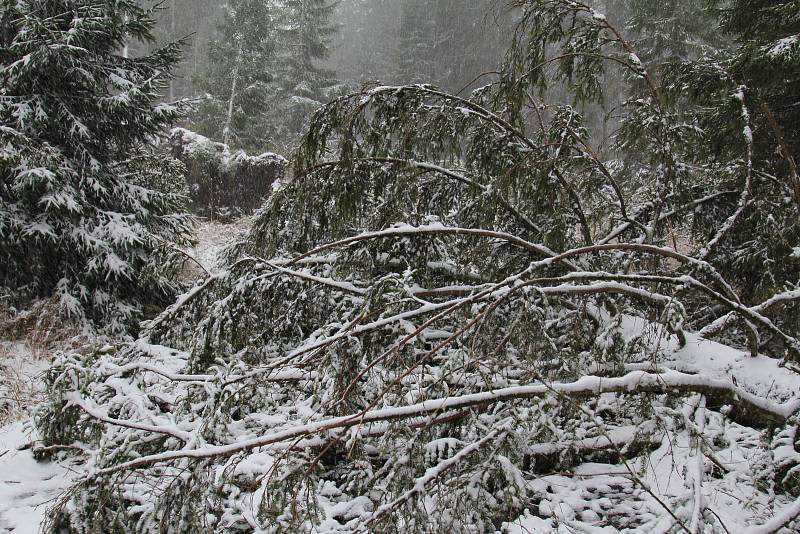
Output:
[
  {"left": 0, "top": 339, "right": 73, "bottom": 534},
  {"left": 0, "top": 420, "right": 79, "bottom": 533},
  {"left": 185, "top": 216, "right": 253, "bottom": 276},
  {"left": 0, "top": 218, "right": 249, "bottom": 532}
]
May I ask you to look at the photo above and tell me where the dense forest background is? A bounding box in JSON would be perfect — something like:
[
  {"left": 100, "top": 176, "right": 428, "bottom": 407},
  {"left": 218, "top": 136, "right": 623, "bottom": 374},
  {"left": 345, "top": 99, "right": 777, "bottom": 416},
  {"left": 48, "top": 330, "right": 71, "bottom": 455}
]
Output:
[
  {"left": 132, "top": 0, "right": 516, "bottom": 152},
  {"left": 141, "top": 0, "right": 513, "bottom": 98}
]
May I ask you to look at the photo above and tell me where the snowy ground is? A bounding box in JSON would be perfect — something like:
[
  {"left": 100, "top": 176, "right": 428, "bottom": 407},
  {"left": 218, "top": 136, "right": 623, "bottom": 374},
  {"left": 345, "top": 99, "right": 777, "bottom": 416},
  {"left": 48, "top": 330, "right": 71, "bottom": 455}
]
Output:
[
  {"left": 185, "top": 216, "right": 252, "bottom": 275},
  {"left": 0, "top": 341, "right": 48, "bottom": 428},
  {"left": 0, "top": 420, "right": 80, "bottom": 533},
  {"left": 1, "top": 222, "right": 798, "bottom": 532},
  {"left": 0, "top": 220, "right": 242, "bottom": 533},
  {"left": 0, "top": 340, "right": 76, "bottom": 533}
]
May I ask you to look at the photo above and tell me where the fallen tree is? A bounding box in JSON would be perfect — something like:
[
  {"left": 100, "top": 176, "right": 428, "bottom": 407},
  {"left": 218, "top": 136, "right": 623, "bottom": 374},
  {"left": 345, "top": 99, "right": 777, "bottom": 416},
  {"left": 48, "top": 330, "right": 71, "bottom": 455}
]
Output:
[{"left": 169, "top": 128, "right": 287, "bottom": 220}]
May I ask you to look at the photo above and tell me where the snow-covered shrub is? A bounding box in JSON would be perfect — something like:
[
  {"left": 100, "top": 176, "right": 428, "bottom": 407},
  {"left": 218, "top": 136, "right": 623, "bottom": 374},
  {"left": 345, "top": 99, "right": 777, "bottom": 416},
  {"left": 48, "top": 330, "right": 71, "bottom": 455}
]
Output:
[
  {"left": 0, "top": 0, "right": 194, "bottom": 334},
  {"left": 37, "top": 0, "right": 800, "bottom": 532},
  {"left": 170, "top": 128, "right": 287, "bottom": 220}
]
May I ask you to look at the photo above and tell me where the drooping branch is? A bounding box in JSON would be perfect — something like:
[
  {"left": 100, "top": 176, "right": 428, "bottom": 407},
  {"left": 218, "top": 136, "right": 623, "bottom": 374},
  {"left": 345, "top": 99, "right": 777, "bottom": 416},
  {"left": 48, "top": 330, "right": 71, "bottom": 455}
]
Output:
[
  {"left": 599, "top": 190, "right": 739, "bottom": 245},
  {"left": 287, "top": 224, "right": 576, "bottom": 270},
  {"left": 297, "top": 158, "right": 544, "bottom": 236},
  {"left": 67, "top": 392, "right": 193, "bottom": 443},
  {"left": 698, "top": 86, "right": 754, "bottom": 262},
  {"left": 358, "top": 425, "right": 508, "bottom": 530}
]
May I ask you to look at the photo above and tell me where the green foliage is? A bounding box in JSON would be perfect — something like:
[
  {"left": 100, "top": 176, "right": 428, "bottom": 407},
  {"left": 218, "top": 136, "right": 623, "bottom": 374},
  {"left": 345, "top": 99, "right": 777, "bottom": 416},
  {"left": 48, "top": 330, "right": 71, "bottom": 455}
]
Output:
[
  {"left": 660, "top": 0, "right": 800, "bottom": 305},
  {"left": 193, "top": 0, "right": 278, "bottom": 152},
  {"left": 192, "top": 0, "right": 338, "bottom": 153},
  {"left": 0, "top": 0, "right": 194, "bottom": 333}
]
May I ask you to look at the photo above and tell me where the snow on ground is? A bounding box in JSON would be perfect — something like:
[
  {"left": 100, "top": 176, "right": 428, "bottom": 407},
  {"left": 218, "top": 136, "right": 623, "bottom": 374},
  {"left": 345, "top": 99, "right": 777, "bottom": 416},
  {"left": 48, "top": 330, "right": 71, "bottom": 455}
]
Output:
[
  {"left": 622, "top": 314, "right": 800, "bottom": 401},
  {"left": 1, "top": 224, "right": 798, "bottom": 532},
  {"left": 0, "top": 341, "right": 76, "bottom": 533},
  {"left": 0, "top": 420, "right": 79, "bottom": 534},
  {"left": 184, "top": 216, "right": 252, "bottom": 276},
  {"left": 0, "top": 341, "right": 48, "bottom": 427}
]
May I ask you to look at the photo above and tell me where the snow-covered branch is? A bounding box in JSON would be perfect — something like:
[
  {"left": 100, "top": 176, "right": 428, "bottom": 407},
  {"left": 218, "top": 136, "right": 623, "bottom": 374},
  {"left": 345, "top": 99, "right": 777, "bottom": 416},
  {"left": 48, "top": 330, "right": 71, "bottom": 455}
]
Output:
[{"left": 84, "top": 370, "right": 800, "bottom": 476}]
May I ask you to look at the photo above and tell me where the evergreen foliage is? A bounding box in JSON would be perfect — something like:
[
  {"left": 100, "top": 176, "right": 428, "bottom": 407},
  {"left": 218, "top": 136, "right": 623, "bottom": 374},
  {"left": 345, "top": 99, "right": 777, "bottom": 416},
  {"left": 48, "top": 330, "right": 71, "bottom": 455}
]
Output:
[
  {"left": 651, "top": 0, "right": 800, "bottom": 345},
  {"left": 193, "top": 0, "right": 338, "bottom": 153},
  {"left": 269, "top": 0, "right": 339, "bottom": 149},
  {"left": 193, "top": 0, "right": 278, "bottom": 152},
  {"left": 0, "top": 0, "right": 193, "bottom": 334},
  {"left": 330, "top": 0, "right": 401, "bottom": 84},
  {"left": 149, "top": 0, "right": 225, "bottom": 101},
  {"left": 395, "top": 0, "right": 436, "bottom": 84},
  {"left": 36, "top": 0, "right": 800, "bottom": 532}
]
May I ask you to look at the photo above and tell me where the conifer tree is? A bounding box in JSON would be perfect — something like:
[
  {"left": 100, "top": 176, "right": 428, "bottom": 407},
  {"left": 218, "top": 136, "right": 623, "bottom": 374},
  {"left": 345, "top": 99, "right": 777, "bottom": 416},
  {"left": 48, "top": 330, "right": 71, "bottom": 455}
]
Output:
[
  {"left": 147, "top": 0, "right": 224, "bottom": 101},
  {"left": 330, "top": 0, "right": 400, "bottom": 83},
  {"left": 608, "top": 0, "right": 800, "bottom": 348},
  {"left": 193, "top": 0, "right": 278, "bottom": 152},
  {"left": 0, "top": 0, "right": 193, "bottom": 333},
  {"left": 192, "top": 0, "right": 337, "bottom": 153},
  {"left": 268, "top": 0, "right": 338, "bottom": 150},
  {"left": 607, "top": 0, "right": 722, "bottom": 65},
  {"left": 395, "top": 0, "right": 437, "bottom": 84}
]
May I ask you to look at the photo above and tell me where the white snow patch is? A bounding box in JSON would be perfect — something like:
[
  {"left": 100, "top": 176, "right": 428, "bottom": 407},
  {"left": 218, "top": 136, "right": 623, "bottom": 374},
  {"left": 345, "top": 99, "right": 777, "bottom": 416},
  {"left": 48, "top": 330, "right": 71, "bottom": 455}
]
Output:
[
  {"left": 0, "top": 421, "right": 80, "bottom": 533},
  {"left": 1, "top": 341, "right": 49, "bottom": 426},
  {"left": 185, "top": 217, "right": 252, "bottom": 276}
]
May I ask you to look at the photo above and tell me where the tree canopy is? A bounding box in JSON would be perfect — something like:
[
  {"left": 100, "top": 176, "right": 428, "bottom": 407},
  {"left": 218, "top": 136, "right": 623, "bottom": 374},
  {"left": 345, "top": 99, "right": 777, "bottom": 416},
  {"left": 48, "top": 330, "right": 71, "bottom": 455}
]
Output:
[{"left": 193, "top": 0, "right": 338, "bottom": 153}]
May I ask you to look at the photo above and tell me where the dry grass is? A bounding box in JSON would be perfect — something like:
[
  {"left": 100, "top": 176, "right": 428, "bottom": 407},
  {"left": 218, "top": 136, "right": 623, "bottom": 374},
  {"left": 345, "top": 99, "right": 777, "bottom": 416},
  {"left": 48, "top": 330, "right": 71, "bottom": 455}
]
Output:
[
  {"left": 0, "top": 298, "right": 86, "bottom": 426},
  {"left": 0, "top": 298, "right": 82, "bottom": 355},
  {"left": 0, "top": 343, "right": 44, "bottom": 426}
]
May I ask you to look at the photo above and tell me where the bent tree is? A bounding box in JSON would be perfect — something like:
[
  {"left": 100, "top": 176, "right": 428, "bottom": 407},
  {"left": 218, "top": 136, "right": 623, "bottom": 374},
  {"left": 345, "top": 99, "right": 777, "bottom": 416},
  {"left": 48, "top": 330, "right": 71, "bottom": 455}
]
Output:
[{"left": 39, "top": 0, "right": 800, "bottom": 532}]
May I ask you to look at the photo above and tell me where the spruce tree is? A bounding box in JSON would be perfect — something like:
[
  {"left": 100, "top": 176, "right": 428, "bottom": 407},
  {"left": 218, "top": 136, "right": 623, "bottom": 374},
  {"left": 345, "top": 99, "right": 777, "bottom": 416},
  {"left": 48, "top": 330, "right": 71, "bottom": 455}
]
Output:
[
  {"left": 147, "top": 0, "right": 225, "bottom": 102},
  {"left": 268, "top": 0, "right": 338, "bottom": 150},
  {"left": 0, "top": 0, "right": 193, "bottom": 333},
  {"left": 330, "top": 0, "right": 400, "bottom": 83},
  {"left": 193, "top": 0, "right": 278, "bottom": 152},
  {"left": 395, "top": 0, "right": 437, "bottom": 84},
  {"left": 192, "top": 0, "right": 337, "bottom": 153},
  {"left": 612, "top": 0, "right": 800, "bottom": 349},
  {"left": 332, "top": 0, "right": 513, "bottom": 93}
]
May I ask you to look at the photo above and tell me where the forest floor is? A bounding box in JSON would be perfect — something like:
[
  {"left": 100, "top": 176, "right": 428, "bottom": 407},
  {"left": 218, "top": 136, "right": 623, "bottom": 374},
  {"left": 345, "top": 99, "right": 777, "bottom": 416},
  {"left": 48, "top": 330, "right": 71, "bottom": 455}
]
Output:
[
  {"left": 3, "top": 325, "right": 797, "bottom": 532},
  {"left": 0, "top": 218, "right": 243, "bottom": 532},
  {"left": 185, "top": 216, "right": 252, "bottom": 275},
  {"left": 0, "top": 338, "right": 72, "bottom": 534}
]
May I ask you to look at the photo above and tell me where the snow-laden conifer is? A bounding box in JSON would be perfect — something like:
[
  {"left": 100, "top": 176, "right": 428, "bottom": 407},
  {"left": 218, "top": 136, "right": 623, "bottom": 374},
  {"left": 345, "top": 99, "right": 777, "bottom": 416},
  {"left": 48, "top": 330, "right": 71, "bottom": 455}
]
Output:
[{"left": 0, "top": 0, "right": 194, "bottom": 333}]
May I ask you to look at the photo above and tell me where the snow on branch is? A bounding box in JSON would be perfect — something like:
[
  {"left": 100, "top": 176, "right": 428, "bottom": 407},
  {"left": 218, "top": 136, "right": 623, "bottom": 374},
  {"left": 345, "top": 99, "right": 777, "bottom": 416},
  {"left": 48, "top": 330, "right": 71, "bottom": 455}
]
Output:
[{"left": 84, "top": 370, "right": 800, "bottom": 477}]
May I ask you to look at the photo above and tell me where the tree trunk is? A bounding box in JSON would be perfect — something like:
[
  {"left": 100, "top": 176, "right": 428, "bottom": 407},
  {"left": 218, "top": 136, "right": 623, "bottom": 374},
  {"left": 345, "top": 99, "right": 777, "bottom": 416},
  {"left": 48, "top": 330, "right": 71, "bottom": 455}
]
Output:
[
  {"left": 169, "top": 0, "right": 176, "bottom": 101},
  {"left": 222, "top": 43, "right": 242, "bottom": 147}
]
